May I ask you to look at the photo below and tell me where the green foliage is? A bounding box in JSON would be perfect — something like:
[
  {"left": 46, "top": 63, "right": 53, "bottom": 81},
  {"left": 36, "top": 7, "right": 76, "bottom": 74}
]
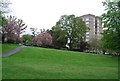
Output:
[
  {"left": 22, "top": 34, "right": 32, "bottom": 44},
  {"left": 2, "top": 46, "right": 118, "bottom": 79},
  {"left": 5, "top": 39, "right": 21, "bottom": 44},
  {"left": 0, "top": 11, "right": 6, "bottom": 26},
  {"left": 101, "top": 1, "right": 120, "bottom": 55},
  {"left": 118, "top": 1, "right": 120, "bottom": 8},
  {"left": 15, "top": 39, "right": 22, "bottom": 44},
  {"left": 55, "top": 15, "right": 87, "bottom": 49},
  {"left": 6, "top": 39, "right": 16, "bottom": 44},
  {"left": 40, "top": 44, "right": 53, "bottom": 48},
  {"left": 52, "top": 26, "right": 68, "bottom": 48},
  {"left": 77, "top": 42, "right": 90, "bottom": 52},
  {"left": 0, "top": 0, "right": 11, "bottom": 26},
  {"left": 89, "top": 38, "right": 104, "bottom": 54}
]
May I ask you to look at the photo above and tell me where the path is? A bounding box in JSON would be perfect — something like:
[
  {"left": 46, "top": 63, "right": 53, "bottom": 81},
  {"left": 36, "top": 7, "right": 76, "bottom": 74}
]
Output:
[{"left": 0, "top": 46, "right": 27, "bottom": 57}]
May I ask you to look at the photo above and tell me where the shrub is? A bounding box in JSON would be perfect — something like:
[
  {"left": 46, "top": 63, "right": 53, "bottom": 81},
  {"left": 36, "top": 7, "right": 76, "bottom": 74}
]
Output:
[{"left": 7, "top": 39, "right": 16, "bottom": 44}]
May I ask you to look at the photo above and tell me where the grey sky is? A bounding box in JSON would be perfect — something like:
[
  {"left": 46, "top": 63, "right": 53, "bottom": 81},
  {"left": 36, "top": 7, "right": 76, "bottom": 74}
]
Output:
[{"left": 9, "top": 0, "right": 105, "bottom": 34}]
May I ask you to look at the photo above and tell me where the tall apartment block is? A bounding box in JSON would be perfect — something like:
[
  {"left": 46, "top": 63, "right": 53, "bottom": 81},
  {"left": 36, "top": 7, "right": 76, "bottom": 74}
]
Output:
[{"left": 80, "top": 14, "right": 103, "bottom": 41}]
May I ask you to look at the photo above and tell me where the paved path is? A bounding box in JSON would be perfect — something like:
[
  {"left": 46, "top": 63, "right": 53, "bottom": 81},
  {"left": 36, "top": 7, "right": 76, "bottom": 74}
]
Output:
[{"left": 0, "top": 46, "right": 27, "bottom": 57}]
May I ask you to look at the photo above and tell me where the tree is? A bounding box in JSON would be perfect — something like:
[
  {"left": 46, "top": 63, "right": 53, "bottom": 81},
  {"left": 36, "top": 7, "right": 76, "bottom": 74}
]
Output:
[
  {"left": 77, "top": 42, "right": 90, "bottom": 52},
  {"left": 0, "top": 0, "right": 11, "bottom": 13},
  {"left": 46, "top": 29, "right": 52, "bottom": 35},
  {"left": 0, "top": 11, "right": 6, "bottom": 42},
  {"left": 0, "top": 0, "right": 11, "bottom": 42},
  {"left": 88, "top": 37, "right": 104, "bottom": 54},
  {"left": 32, "top": 33, "right": 52, "bottom": 46},
  {"left": 2, "top": 16, "right": 17, "bottom": 43},
  {"left": 56, "top": 15, "right": 87, "bottom": 49},
  {"left": 30, "top": 28, "right": 37, "bottom": 37},
  {"left": 40, "top": 28, "right": 46, "bottom": 33},
  {"left": 101, "top": 1, "right": 120, "bottom": 55},
  {"left": 0, "top": 0, "right": 11, "bottom": 26},
  {"left": 0, "top": 11, "right": 6, "bottom": 26},
  {"left": 52, "top": 26, "right": 68, "bottom": 48},
  {"left": 2, "top": 15, "right": 27, "bottom": 43},
  {"left": 22, "top": 34, "right": 32, "bottom": 44},
  {"left": 118, "top": 1, "right": 120, "bottom": 8}
]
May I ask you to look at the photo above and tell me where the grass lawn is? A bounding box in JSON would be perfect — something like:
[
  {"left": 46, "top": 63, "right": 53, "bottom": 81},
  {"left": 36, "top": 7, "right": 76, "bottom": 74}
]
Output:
[
  {"left": 1, "top": 43, "right": 21, "bottom": 54},
  {"left": 2, "top": 46, "right": 119, "bottom": 79}
]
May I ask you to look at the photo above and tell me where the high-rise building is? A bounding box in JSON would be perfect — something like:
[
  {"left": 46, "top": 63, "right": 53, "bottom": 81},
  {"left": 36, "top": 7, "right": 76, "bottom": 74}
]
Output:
[{"left": 80, "top": 14, "right": 103, "bottom": 41}]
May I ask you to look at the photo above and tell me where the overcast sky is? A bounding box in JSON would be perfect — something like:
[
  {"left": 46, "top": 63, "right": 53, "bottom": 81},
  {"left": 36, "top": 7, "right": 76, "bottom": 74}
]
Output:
[{"left": 9, "top": 0, "right": 105, "bottom": 34}]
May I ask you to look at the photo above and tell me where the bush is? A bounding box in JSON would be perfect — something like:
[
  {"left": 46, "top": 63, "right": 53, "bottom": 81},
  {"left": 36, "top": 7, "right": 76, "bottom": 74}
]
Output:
[
  {"left": 7, "top": 39, "right": 16, "bottom": 44},
  {"left": 41, "top": 44, "right": 53, "bottom": 48},
  {"left": 69, "top": 49, "right": 83, "bottom": 52},
  {"left": 15, "top": 40, "right": 22, "bottom": 44}
]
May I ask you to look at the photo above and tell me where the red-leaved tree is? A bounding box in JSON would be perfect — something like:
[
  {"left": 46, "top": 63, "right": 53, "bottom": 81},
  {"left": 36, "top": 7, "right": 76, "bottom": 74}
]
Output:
[{"left": 32, "top": 32, "right": 52, "bottom": 46}]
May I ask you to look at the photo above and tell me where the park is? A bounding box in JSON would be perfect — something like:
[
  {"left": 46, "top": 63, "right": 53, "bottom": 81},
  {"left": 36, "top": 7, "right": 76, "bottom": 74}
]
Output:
[
  {"left": 0, "top": 0, "right": 120, "bottom": 80},
  {"left": 1, "top": 44, "right": 119, "bottom": 79}
]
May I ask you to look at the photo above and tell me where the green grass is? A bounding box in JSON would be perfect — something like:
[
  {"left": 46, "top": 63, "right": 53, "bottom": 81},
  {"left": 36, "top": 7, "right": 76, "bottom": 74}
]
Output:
[
  {"left": 2, "top": 46, "right": 119, "bottom": 79},
  {"left": 1, "top": 43, "right": 21, "bottom": 54}
]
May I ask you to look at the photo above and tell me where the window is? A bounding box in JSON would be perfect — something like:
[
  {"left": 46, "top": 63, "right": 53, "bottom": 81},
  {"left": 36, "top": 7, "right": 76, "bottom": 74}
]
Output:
[
  {"left": 86, "top": 17, "right": 89, "bottom": 21},
  {"left": 86, "top": 39, "right": 89, "bottom": 41},
  {"left": 86, "top": 32, "right": 89, "bottom": 35},
  {"left": 86, "top": 24, "right": 89, "bottom": 27},
  {"left": 86, "top": 21, "right": 89, "bottom": 24},
  {"left": 97, "top": 20, "right": 99, "bottom": 23},
  {"left": 86, "top": 36, "right": 89, "bottom": 41},
  {"left": 86, "top": 34, "right": 89, "bottom": 37},
  {"left": 86, "top": 36, "right": 89, "bottom": 39},
  {"left": 97, "top": 27, "right": 99, "bottom": 33}
]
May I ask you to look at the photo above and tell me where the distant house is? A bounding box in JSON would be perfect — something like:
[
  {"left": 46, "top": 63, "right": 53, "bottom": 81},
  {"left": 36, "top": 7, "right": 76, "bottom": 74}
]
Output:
[{"left": 32, "top": 32, "right": 52, "bottom": 46}]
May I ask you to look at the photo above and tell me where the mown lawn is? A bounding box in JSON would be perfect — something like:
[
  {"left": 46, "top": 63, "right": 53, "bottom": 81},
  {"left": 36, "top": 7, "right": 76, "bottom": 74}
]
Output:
[
  {"left": 2, "top": 46, "right": 119, "bottom": 79},
  {"left": 1, "top": 43, "right": 21, "bottom": 54}
]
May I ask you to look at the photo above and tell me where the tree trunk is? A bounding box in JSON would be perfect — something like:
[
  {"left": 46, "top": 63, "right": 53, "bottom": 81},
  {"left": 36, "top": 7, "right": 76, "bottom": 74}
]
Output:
[
  {"left": 2, "top": 35, "right": 5, "bottom": 43},
  {"left": 103, "top": 50, "right": 106, "bottom": 55},
  {"left": 69, "top": 38, "right": 73, "bottom": 49}
]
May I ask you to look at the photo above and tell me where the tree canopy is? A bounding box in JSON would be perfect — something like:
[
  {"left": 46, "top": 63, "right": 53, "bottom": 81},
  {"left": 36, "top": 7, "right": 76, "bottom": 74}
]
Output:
[
  {"left": 32, "top": 33, "right": 52, "bottom": 46},
  {"left": 55, "top": 15, "right": 87, "bottom": 49},
  {"left": 22, "top": 34, "right": 32, "bottom": 44},
  {"left": 101, "top": 1, "right": 120, "bottom": 55},
  {"left": 52, "top": 26, "right": 68, "bottom": 48},
  {"left": 0, "top": 0, "right": 11, "bottom": 13},
  {"left": 0, "top": 0, "right": 11, "bottom": 26},
  {"left": 2, "top": 15, "right": 27, "bottom": 43}
]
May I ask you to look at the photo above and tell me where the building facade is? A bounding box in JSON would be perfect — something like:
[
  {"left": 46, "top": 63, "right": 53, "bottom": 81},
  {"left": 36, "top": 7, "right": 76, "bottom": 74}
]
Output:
[{"left": 80, "top": 14, "right": 103, "bottom": 41}]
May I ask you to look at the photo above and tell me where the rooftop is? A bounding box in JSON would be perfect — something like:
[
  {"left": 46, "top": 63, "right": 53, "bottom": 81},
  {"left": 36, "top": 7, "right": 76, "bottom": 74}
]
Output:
[{"left": 80, "top": 14, "right": 97, "bottom": 17}]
